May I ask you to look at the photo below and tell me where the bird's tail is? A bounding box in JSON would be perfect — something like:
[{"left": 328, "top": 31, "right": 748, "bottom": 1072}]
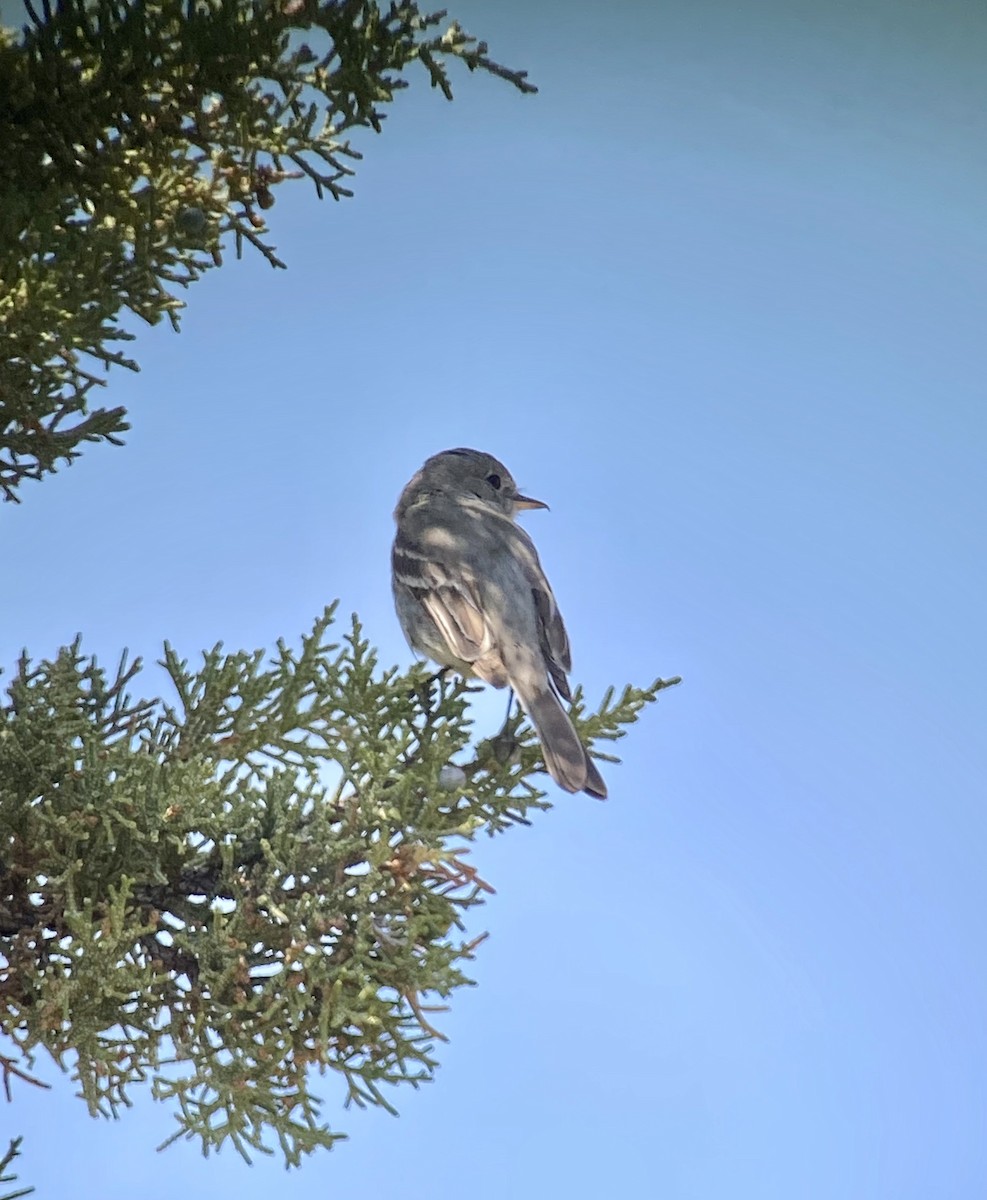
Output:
[{"left": 522, "top": 685, "right": 607, "bottom": 800}]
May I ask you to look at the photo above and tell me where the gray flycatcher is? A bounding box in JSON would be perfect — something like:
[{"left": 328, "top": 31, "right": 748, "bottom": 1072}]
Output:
[{"left": 391, "top": 448, "right": 607, "bottom": 799}]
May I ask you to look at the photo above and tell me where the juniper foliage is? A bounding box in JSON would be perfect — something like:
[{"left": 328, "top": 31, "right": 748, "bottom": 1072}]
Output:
[
  {"left": 0, "top": 0, "right": 536, "bottom": 501},
  {"left": 0, "top": 606, "right": 679, "bottom": 1163},
  {"left": 0, "top": 0, "right": 684, "bottom": 1173}
]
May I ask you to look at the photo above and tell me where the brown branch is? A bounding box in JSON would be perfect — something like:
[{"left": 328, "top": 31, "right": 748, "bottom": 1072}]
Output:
[
  {"left": 402, "top": 989, "right": 449, "bottom": 1043},
  {"left": 0, "top": 1053, "right": 51, "bottom": 1103}
]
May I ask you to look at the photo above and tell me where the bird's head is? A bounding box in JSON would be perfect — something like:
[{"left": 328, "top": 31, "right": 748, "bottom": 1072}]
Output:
[{"left": 395, "top": 447, "right": 548, "bottom": 520}]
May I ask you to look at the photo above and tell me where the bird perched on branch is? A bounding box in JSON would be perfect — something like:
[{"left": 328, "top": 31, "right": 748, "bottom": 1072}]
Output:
[{"left": 391, "top": 447, "right": 606, "bottom": 798}]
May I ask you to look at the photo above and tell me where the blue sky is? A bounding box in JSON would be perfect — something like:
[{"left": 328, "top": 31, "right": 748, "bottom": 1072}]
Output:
[{"left": 4, "top": 1, "right": 987, "bottom": 1196}]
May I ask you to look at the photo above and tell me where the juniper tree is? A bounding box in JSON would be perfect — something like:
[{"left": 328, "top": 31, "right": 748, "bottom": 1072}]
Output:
[
  {"left": 0, "top": 609, "right": 679, "bottom": 1161},
  {"left": 0, "top": 0, "right": 536, "bottom": 500},
  {"left": 0, "top": 0, "right": 682, "bottom": 1173}
]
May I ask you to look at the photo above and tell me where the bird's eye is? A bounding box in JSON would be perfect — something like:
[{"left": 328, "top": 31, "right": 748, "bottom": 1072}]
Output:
[{"left": 486, "top": 473, "right": 502, "bottom": 490}]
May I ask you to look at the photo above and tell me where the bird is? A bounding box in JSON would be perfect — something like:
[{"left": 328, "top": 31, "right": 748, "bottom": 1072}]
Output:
[{"left": 391, "top": 447, "right": 606, "bottom": 799}]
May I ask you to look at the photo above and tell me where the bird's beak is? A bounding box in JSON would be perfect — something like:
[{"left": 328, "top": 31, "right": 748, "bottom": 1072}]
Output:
[{"left": 514, "top": 493, "right": 549, "bottom": 512}]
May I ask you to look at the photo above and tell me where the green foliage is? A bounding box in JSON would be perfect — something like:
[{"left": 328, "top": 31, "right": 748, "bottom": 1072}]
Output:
[
  {"left": 0, "top": 3, "right": 683, "bottom": 1178},
  {"left": 0, "top": 0, "right": 536, "bottom": 501},
  {"left": 0, "top": 605, "right": 679, "bottom": 1164}
]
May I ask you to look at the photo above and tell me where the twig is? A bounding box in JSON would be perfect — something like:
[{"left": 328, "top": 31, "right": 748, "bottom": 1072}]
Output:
[{"left": 0, "top": 1054, "right": 51, "bottom": 1103}]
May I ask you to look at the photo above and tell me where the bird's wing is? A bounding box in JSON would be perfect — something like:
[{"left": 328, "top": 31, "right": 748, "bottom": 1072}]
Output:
[
  {"left": 394, "top": 504, "right": 570, "bottom": 696},
  {"left": 420, "top": 561, "right": 489, "bottom": 663},
  {"left": 392, "top": 532, "right": 490, "bottom": 663},
  {"left": 509, "top": 524, "right": 574, "bottom": 701}
]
